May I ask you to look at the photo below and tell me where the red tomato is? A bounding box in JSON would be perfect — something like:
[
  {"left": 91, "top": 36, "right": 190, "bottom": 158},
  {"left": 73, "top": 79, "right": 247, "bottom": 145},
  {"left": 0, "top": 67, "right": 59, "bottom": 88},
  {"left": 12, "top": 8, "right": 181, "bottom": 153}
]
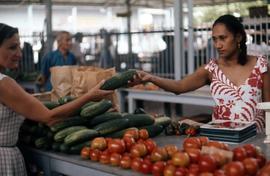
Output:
[
  {"left": 186, "top": 172, "right": 199, "bottom": 176},
  {"left": 105, "top": 137, "right": 113, "bottom": 144},
  {"left": 91, "top": 137, "right": 107, "bottom": 151},
  {"left": 233, "top": 147, "right": 247, "bottom": 161},
  {"left": 172, "top": 152, "right": 190, "bottom": 167},
  {"left": 123, "top": 128, "right": 139, "bottom": 140},
  {"left": 120, "top": 155, "right": 132, "bottom": 169},
  {"left": 140, "top": 160, "right": 152, "bottom": 174},
  {"left": 99, "top": 151, "right": 110, "bottom": 164},
  {"left": 188, "top": 164, "right": 200, "bottom": 175},
  {"left": 163, "top": 164, "right": 176, "bottom": 176},
  {"left": 211, "top": 152, "right": 227, "bottom": 167},
  {"left": 183, "top": 137, "right": 202, "bottom": 151},
  {"left": 256, "top": 153, "right": 267, "bottom": 168},
  {"left": 152, "top": 161, "right": 166, "bottom": 176},
  {"left": 108, "top": 139, "right": 126, "bottom": 154},
  {"left": 198, "top": 154, "right": 217, "bottom": 173},
  {"left": 110, "top": 153, "right": 122, "bottom": 166},
  {"left": 198, "top": 136, "right": 209, "bottom": 146},
  {"left": 137, "top": 138, "right": 145, "bottom": 144},
  {"left": 122, "top": 152, "right": 131, "bottom": 157},
  {"left": 131, "top": 157, "right": 142, "bottom": 172},
  {"left": 139, "top": 129, "right": 149, "bottom": 140},
  {"left": 130, "top": 143, "right": 148, "bottom": 158},
  {"left": 206, "top": 141, "right": 226, "bottom": 150},
  {"left": 199, "top": 172, "right": 214, "bottom": 176},
  {"left": 224, "top": 161, "right": 245, "bottom": 176},
  {"left": 185, "top": 148, "right": 201, "bottom": 164},
  {"left": 242, "top": 144, "right": 257, "bottom": 158},
  {"left": 164, "top": 144, "right": 179, "bottom": 158},
  {"left": 151, "top": 147, "right": 169, "bottom": 162},
  {"left": 242, "top": 157, "right": 259, "bottom": 176},
  {"left": 123, "top": 136, "right": 135, "bottom": 152},
  {"left": 80, "top": 146, "right": 90, "bottom": 159},
  {"left": 89, "top": 149, "right": 100, "bottom": 161},
  {"left": 174, "top": 167, "right": 188, "bottom": 176},
  {"left": 144, "top": 154, "right": 151, "bottom": 160},
  {"left": 257, "top": 170, "right": 270, "bottom": 176},
  {"left": 144, "top": 139, "right": 157, "bottom": 153},
  {"left": 214, "top": 169, "right": 226, "bottom": 176},
  {"left": 257, "top": 163, "right": 270, "bottom": 176},
  {"left": 143, "top": 155, "right": 152, "bottom": 164},
  {"left": 167, "top": 159, "right": 173, "bottom": 165}
]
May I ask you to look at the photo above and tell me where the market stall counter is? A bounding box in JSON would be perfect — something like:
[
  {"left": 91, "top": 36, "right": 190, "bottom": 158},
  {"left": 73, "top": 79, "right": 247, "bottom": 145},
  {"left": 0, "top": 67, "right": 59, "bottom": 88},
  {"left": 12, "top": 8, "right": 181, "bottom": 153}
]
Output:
[{"left": 20, "top": 134, "right": 270, "bottom": 176}]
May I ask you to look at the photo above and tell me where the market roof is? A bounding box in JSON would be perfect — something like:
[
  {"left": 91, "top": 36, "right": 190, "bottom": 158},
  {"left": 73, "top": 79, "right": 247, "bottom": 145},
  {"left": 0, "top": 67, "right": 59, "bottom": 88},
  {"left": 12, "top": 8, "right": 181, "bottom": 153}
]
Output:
[{"left": 0, "top": 0, "right": 259, "bottom": 7}]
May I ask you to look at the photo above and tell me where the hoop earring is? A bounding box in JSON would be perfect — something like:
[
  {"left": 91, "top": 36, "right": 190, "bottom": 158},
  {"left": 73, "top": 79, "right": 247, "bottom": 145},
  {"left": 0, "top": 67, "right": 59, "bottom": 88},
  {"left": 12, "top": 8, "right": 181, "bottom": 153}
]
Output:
[{"left": 238, "top": 43, "right": 241, "bottom": 49}]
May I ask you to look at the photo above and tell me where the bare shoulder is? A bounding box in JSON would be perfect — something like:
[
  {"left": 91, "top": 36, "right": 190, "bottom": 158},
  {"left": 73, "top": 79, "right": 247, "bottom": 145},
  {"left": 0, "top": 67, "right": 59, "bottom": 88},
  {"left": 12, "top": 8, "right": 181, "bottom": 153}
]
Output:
[
  {"left": 196, "top": 64, "right": 210, "bottom": 74},
  {"left": 0, "top": 77, "right": 24, "bottom": 98},
  {"left": 247, "top": 55, "right": 258, "bottom": 65},
  {"left": 0, "top": 76, "right": 15, "bottom": 90},
  {"left": 192, "top": 64, "right": 211, "bottom": 80}
]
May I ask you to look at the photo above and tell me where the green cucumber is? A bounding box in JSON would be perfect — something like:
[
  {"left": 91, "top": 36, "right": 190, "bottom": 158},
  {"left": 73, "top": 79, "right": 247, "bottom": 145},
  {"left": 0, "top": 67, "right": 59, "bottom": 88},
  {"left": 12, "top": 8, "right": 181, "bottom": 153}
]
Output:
[
  {"left": 105, "top": 127, "right": 138, "bottom": 138},
  {"left": 64, "top": 129, "right": 99, "bottom": 146},
  {"left": 42, "top": 101, "right": 60, "bottom": 109},
  {"left": 58, "top": 96, "right": 76, "bottom": 105},
  {"left": 93, "top": 118, "right": 130, "bottom": 136},
  {"left": 124, "top": 114, "right": 155, "bottom": 127},
  {"left": 54, "top": 126, "right": 87, "bottom": 142},
  {"left": 50, "top": 116, "right": 89, "bottom": 133},
  {"left": 34, "top": 137, "right": 48, "bottom": 149},
  {"left": 60, "top": 143, "right": 70, "bottom": 153},
  {"left": 81, "top": 101, "right": 96, "bottom": 110},
  {"left": 69, "top": 141, "right": 90, "bottom": 154},
  {"left": 80, "top": 99, "right": 112, "bottom": 118},
  {"left": 154, "top": 116, "right": 172, "bottom": 128},
  {"left": 90, "top": 112, "right": 123, "bottom": 126},
  {"left": 19, "top": 134, "right": 32, "bottom": 145},
  {"left": 100, "top": 69, "right": 136, "bottom": 90},
  {"left": 140, "top": 124, "right": 164, "bottom": 138},
  {"left": 52, "top": 142, "right": 62, "bottom": 152}
]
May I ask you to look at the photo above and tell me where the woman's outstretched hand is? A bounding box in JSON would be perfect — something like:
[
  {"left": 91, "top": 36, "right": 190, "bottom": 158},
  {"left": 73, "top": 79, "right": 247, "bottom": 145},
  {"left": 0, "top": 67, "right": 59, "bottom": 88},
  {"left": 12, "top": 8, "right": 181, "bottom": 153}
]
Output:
[
  {"left": 87, "top": 80, "right": 114, "bottom": 101},
  {"left": 128, "top": 70, "right": 154, "bottom": 87}
]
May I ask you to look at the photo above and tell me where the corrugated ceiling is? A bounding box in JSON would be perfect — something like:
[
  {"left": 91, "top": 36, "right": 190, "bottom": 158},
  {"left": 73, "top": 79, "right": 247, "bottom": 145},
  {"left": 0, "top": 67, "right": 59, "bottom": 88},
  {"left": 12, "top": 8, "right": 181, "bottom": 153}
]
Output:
[{"left": 0, "top": 0, "right": 259, "bottom": 8}]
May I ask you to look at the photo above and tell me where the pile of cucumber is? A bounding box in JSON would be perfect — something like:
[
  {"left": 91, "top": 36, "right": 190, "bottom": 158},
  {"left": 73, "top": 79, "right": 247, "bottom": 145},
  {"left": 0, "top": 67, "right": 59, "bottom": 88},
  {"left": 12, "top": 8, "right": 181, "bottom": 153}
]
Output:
[{"left": 19, "top": 69, "right": 172, "bottom": 155}]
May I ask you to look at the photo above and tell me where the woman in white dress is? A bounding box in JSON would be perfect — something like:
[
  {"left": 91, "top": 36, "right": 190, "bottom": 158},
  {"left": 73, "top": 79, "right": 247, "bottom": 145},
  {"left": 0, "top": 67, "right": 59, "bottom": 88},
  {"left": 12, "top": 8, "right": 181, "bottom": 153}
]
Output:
[{"left": 0, "top": 23, "right": 113, "bottom": 175}]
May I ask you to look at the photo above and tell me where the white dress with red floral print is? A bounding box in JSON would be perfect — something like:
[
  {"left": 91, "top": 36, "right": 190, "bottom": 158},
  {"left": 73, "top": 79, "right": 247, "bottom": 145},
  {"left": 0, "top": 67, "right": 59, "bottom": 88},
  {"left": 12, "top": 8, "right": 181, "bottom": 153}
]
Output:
[{"left": 205, "top": 56, "right": 268, "bottom": 133}]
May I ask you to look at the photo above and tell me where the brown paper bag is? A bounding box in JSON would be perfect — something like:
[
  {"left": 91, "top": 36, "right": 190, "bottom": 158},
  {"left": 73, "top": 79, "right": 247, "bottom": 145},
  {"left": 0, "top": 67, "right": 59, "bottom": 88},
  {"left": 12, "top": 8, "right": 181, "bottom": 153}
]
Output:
[
  {"left": 71, "top": 67, "right": 119, "bottom": 111},
  {"left": 50, "top": 65, "right": 119, "bottom": 110},
  {"left": 50, "top": 66, "right": 76, "bottom": 101}
]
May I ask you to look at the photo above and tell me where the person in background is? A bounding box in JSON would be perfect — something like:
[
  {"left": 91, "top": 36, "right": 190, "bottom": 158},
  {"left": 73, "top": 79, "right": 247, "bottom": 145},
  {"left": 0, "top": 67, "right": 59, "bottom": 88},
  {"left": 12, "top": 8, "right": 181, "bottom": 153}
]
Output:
[
  {"left": 0, "top": 23, "right": 113, "bottom": 175},
  {"left": 99, "top": 28, "right": 113, "bottom": 68},
  {"left": 130, "top": 14, "right": 270, "bottom": 133},
  {"left": 36, "top": 31, "right": 77, "bottom": 91},
  {"left": 71, "top": 32, "right": 85, "bottom": 65}
]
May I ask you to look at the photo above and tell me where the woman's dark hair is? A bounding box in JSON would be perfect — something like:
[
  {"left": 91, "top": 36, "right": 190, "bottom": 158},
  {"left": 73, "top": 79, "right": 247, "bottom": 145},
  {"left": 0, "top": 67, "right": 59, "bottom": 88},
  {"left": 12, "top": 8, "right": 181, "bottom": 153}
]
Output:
[
  {"left": 0, "top": 23, "right": 19, "bottom": 46},
  {"left": 213, "top": 14, "right": 247, "bottom": 65}
]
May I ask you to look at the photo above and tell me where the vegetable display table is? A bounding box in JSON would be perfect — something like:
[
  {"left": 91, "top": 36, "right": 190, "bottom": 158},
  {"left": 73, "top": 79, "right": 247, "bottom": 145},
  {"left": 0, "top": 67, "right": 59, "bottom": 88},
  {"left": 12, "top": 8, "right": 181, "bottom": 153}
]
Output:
[{"left": 21, "top": 134, "right": 270, "bottom": 176}]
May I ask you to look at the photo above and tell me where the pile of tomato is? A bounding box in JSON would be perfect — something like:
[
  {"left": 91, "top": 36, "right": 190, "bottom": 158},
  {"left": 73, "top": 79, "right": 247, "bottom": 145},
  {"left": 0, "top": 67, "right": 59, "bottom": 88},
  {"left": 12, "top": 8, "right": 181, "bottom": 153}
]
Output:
[{"left": 80, "top": 128, "right": 270, "bottom": 176}]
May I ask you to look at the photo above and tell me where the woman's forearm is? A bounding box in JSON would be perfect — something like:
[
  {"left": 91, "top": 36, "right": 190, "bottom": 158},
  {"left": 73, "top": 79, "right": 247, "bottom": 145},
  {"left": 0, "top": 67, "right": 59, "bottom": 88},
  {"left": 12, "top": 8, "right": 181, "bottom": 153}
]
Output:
[
  {"left": 49, "top": 93, "right": 93, "bottom": 121},
  {"left": 150, "top": 76, "right": 183, "bottom": 94}
]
